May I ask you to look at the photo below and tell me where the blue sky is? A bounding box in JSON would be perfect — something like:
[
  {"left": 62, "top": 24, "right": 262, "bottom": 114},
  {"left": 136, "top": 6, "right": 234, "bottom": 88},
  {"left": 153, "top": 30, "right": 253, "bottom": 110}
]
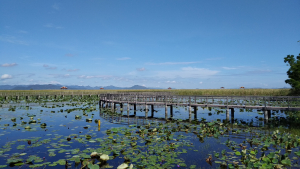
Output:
[{"left": 0, "top": 0, "right": 299, "bottom": 89}]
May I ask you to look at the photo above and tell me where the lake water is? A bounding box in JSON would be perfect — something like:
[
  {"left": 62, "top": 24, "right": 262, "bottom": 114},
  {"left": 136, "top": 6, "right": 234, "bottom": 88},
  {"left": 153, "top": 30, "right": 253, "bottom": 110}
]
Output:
[{"left": 0, "top": 98, "right": 299, "bottom": 169}]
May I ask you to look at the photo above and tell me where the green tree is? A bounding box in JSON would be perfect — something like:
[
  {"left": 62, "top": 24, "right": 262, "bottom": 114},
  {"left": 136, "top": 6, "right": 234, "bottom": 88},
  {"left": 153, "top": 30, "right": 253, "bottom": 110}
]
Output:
[{"left": 284, "top": 53, "right": 300, "bottom": 94}]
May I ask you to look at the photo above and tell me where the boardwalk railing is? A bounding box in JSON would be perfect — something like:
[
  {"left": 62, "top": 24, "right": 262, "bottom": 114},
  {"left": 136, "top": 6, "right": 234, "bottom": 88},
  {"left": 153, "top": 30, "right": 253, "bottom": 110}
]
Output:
[{"left": 99, "top": 93, "right": 300, "bottom": 123}]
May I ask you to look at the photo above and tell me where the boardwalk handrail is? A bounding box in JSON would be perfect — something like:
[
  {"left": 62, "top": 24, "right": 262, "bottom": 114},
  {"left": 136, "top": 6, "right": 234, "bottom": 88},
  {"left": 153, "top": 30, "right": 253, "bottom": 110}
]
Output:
[{"left": 99, "top": 93, "right": 300, "bottom": 123}]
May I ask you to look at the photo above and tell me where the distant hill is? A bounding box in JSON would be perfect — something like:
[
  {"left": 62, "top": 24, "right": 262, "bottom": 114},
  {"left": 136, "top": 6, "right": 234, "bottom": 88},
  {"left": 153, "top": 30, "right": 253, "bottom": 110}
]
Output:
[
  {"left": 12, "top": 84, "right": 62, "bottom": 90},
  {"left": 127, "top": 85, "right": 148, "bottom": 89},
  {"left": 0, "top": 84, "right": 161, "bottom": 90}
]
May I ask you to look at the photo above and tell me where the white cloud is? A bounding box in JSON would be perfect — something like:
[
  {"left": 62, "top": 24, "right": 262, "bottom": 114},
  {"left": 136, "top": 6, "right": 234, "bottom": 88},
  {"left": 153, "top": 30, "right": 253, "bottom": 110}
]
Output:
[
  {"left": 0, "top": 35, "right": 28, "bottom": 45},
  {"left": 116, "top": 57, "right": 131, "bottom": 60},
  {"left": 199, "top": 82, "right": 203, "bottom": 84},
  {"left": 1, "top": 74, "right": 12, "bottom": 79},
  {"left": 67, "top": 69, "right": 79, "bottom": 72},
  {"left": 166, "top": 81, "right": 176, "bottom": 83},
  {"left": 48, "top": 81, "right": 61, "bottom": 84},
  {"left": 44, "top": 23, "right": 63, "bottom": 29},
  {"left": 78, "top": 75, "right": 112, "bottom": 80},
  {"left": 52, "top": 3, "right": 60, "bottom": 10},
  {"left": 156, "top": 67, "right": 218, "bottom": 78},
  {"left": 147, "top": 61, "right": 199, "bottom": 65},
  {"left": 222, "top": 67, "right": 237, "bottom": 70},
  {"left": 137, "top": 67, "right": 145, "bottom": 71},
  {"left": 1, "top": 63, "right": 17, "bottom": 67},
  {"left": 49, "top": 74, "right": 71, "bottom": 78},
  {"left": 43, "top": 64, "right": 57, "bottom": 70}
]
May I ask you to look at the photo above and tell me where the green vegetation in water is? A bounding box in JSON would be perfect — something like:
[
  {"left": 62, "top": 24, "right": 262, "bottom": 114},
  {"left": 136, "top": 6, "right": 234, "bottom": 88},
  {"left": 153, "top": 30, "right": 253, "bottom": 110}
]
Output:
[
  {"left": 0, "top": 95, "right": 300, "bottom": 169},
  {"left": 0, "top": 88, "right": 291, "bottom": 97}
]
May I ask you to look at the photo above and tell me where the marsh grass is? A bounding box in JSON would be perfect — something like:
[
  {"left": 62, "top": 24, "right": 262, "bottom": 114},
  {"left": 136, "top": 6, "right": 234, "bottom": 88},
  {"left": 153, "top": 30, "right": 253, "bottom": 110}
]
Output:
[{"left": 0, "top": 89, "right": 291, "bottom": 96}]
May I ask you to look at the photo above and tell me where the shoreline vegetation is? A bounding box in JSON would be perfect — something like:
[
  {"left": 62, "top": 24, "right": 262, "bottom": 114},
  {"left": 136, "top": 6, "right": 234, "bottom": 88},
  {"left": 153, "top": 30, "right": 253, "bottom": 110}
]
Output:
[{"left": 0, "top": 89, "right": 292, "bottom": 96}]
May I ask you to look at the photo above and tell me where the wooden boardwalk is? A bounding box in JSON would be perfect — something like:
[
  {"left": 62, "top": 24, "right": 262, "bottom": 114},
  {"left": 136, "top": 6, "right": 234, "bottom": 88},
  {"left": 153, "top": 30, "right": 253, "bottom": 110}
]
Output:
[{"left": 99, "top": 93, "right": 300, "bottom": 123}]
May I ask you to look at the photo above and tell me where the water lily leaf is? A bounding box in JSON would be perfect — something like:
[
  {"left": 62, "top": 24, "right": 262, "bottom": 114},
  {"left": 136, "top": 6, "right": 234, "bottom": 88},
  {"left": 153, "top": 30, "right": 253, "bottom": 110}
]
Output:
[
  {"left": 235, "top": 151, "right": 241, "bottom": 156},
  {"left": 295, "top": 151, "right": 300, "bottom": 156},
  {"left": 17, "top": 145, "right": 25, "bottom": 150},
  {"left": 88, "top": 163, "right": 99, "bottom": 169},
  {"left": 117, "top": 163, "right": 128, "bottom": 169},
  {"left": 281, "top": 159, "right": 291, "bottom": 166},
  {"left": 272, "top": 158, "right": 278, "bottom": 163}
]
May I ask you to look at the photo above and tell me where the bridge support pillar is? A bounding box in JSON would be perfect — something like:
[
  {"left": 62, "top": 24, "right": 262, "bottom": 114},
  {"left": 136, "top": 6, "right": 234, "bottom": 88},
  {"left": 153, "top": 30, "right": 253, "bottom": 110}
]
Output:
[
  {"left": 134, "top": 104, "right": 136, "bottom": 116},
  {"left": 170, "top": 105, "right": 173, "bottom": 117},
  {"left": 16, "top": 96, "right": 19, "bottom": 100},
  {"left": 151, "top": 105, "right": 154, "bottom": 118},
  {"left": 264, "top": 110, "right": 270, "bottom": 123},
  {"left": 127, "top": 103, "right": 129, "bottom": 117},
  {"left": 230, "top": 108, "right": 234, "bottom": 123},
  {"left": 120, "top": 105, "right": 123, "bottom": 115},
  {"left": 194, "top": 106, "right": 197, "bottom": 120},
  {"left": 99, "top": 100, "right": 102, "bottom": 108},
  {"left": 165, "top": 103, "right": 168, "bottom": 120},
  {"left": 226, "top": 108, "right": 230, "bottom": 121},
  {"left": 189, "top": 105, "right": 192, "bottom": 122},
  {"left": 26, "top": 96, "right": 29, "bottom": 100},
  {"left": 145, "top": 104, "right": 148, "bottom": 119},
  {"left": 111, "top": 103, "right": 115, "bottom": 112}
]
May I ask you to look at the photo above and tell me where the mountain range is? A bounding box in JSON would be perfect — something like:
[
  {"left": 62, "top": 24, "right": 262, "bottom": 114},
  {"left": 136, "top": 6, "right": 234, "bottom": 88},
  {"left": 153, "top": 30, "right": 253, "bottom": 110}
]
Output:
[{"left": 0, "top": 84, "right": 162, "bottom": 90}]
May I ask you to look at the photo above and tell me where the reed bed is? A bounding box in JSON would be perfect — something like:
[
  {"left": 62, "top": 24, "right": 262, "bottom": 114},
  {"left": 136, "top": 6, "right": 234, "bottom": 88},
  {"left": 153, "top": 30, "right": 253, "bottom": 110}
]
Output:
[{"left": 0, "top": 89, "right": 291, "bottom": 96}]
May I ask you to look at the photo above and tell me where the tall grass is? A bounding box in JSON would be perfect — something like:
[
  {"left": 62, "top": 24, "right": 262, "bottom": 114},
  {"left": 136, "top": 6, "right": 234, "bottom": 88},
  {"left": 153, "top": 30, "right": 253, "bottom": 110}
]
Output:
[{"left": 0, "top": 89, "right": 291, "bottom": 96}]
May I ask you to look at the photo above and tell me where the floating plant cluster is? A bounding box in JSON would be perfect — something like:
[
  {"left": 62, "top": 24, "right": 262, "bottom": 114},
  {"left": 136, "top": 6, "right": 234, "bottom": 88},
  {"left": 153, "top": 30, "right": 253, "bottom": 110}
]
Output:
[{"left": 0, "top": 95, "right": 300, "bottom": 168}]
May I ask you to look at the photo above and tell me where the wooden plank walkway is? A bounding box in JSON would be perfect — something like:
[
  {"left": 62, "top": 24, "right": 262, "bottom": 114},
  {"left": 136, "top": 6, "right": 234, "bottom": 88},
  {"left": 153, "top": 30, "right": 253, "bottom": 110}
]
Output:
[{"left": 99, "top": 93, "right": 300, "bottom": 123}]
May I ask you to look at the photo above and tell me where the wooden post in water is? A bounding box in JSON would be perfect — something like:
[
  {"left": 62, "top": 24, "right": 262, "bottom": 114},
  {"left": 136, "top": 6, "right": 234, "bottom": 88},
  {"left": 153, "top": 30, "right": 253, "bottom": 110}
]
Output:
[
  {"left": 120, "top": 103, "right": 123, "bottom": 114},
  {"left": 264, "top": 109, "right": 269, "bottom": 123},
  {"left": 226, "top": 108, "right": 230, "bottom": 121},
  {"left": 134, "top": 104, "right": 136, "bottom": 116},
  {"left": 170, "top": 105, "right": 173, "bottom": 117},
  {"left": 127, "top": 102, "right": 129, "bottom": 117},
  {"left": 189, "top": 96, "right": 192, "bottom": 122},
  {"left": 105, "top": 96, "right": 108, "bottom": 108},
  {"left": 145, "top": 97, "right": 148, "bottom": 119},
  {"left": 230, "top": 108, "right": 234, "bottom": 123},
  {"left": 111, "top": 102, "right": 115, "bottom": 112},
  {"left": 151, "top": 105, "right": 154, "bottom": 118},
  {"left": 165, "top": 103, "right": 168, "bottom": 120},
  {"left": 194, "top": 106, "right": 197, "bottom": 120}
]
